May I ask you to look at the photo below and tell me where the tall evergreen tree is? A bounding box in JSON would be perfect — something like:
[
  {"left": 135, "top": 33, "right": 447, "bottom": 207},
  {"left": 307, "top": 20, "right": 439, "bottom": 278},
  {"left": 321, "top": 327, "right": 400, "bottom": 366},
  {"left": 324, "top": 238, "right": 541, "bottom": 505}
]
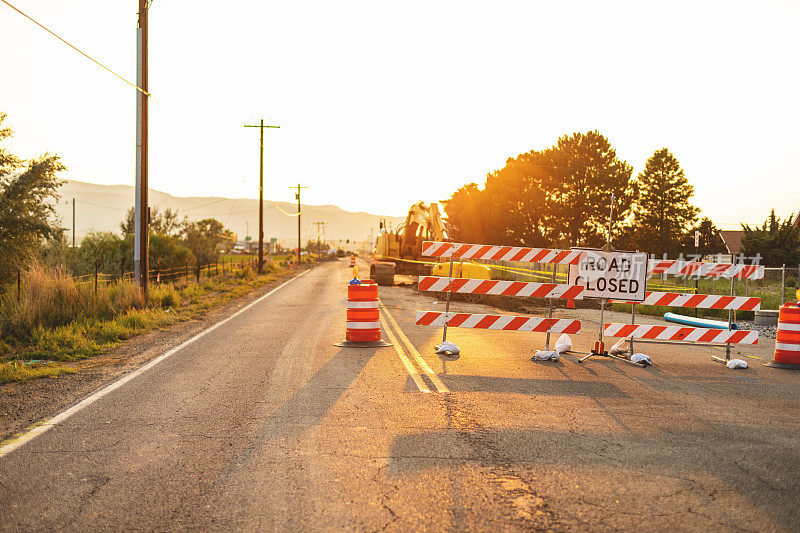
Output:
[
  {"left": 545, "top": 131, "right": 635, "bottom": 247},
  {"left": 741, "top": 210, "right": 800, "bottom": 267},
  {"left": 632, "top": 148, "right": 698, "bottom": 257}
]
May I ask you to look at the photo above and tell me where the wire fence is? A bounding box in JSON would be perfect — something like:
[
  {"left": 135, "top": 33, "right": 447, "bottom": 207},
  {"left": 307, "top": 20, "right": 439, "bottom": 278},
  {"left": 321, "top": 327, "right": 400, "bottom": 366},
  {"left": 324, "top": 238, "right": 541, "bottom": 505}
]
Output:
[{"left": 9, "top": 255, "right": 275, "bottom": 303}]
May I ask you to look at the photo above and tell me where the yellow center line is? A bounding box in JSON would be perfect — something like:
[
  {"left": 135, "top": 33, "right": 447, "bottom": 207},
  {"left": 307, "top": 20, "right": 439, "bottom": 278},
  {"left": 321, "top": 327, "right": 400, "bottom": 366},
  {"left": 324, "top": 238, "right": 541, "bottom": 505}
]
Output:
[
  {"left": 380, "top": 303, "right": 450, "bottom": 393},
  {"left": 379, "top": 312, "right": 431, "bottom": 393}
]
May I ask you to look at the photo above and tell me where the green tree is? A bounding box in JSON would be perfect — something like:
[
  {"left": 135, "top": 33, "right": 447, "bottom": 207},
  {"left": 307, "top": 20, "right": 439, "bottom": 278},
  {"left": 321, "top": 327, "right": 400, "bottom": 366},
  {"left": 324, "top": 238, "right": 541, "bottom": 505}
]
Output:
[
  {"left": 121, "top": 206, "right": 186, "bottom": 239},
  {"left": 631, "top": 148, "right": 699, "bottom": 257},
  {"left": 545, "top": 131, "right": 635, "bottom": 247},
  {"left": 481, "top": 150, "right": 551, "bottom": 246},
  {"left": 441, "top": 183, "right": 486, "bottom": 243},
  {"left": 78, "top": 231, "right": 126, "bottom": 276},
  {"left": 182, "top": 218, "right": 232, "bottom": 266},
  {"left": 149, "top": 234, "right": 195, "bottom": 271},
  {"left": 741, "top": 210, "right": 800, "bottom": 267},
  {"left": 0, "top": 113, "right": 65, "bottom": 284}
]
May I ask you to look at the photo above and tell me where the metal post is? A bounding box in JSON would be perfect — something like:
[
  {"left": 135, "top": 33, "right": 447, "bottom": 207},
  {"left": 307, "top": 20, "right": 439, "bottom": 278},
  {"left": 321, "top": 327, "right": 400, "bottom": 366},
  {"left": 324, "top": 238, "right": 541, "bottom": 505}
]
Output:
[
  {"left": 72, "top": 198, "right": 76, "bottom": 248},
  {"left": 726, "top": 276, "right": 735, "bottom": 360},
  {"left": 442, "top": 256, "right": 454, "bottom": 344},
  {"left": 598, "top": 298, "right": 605, "bottom": 345},
  {"left": 781, "top": 264, "right": 785, "bottom": 305},
  {"left": 545, "top": 265, "right": 556, "bottom": 350},
  {"left": 629, "top": 303, "right": 636, "bottom": 357}
]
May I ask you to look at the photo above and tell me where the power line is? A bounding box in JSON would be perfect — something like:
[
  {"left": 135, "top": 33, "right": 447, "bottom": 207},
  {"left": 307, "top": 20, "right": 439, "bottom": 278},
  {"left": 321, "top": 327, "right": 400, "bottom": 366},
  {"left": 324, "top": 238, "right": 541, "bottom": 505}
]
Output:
[{"left": 1, "top": 0, "right": 150, "bottom": 96}]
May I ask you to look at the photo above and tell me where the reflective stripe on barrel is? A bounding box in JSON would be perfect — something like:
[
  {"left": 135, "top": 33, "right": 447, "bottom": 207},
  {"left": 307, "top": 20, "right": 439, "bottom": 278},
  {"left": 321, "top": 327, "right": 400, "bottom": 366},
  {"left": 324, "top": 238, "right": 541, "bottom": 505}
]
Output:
[
  {"left": 345, "top": 282, "right": 382, "bottom": 342},
  {"left": 774, "top": 303, "right": 800, "bottom": 364}
]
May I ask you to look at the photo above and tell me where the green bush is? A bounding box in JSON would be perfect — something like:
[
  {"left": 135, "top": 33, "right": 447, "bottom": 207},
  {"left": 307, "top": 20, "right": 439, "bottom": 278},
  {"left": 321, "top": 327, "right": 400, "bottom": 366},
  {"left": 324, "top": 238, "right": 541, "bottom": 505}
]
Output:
[{"left": 149, "top": 285, "right": 180, "bottom": 308}]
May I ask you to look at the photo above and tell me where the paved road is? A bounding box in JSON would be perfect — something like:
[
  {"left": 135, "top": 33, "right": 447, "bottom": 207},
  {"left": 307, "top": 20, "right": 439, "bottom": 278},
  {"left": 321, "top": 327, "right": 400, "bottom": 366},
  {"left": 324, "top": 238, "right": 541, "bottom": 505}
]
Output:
[{"left": 1, "top": 258, "right": 799, "bottom": 531}]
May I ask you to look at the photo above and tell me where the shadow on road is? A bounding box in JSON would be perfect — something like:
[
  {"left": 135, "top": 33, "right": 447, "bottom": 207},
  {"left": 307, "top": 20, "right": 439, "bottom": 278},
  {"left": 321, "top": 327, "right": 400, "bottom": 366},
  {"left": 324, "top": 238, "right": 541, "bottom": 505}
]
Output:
[
  {"left": 225, "top": 346, "right": 380, "bottom": 475},
  {"left": 387, "top": 420, "right": 800, "bottom": 530},
  {"left": 439, "top": 375, "right": 630, "bottom": 398}
]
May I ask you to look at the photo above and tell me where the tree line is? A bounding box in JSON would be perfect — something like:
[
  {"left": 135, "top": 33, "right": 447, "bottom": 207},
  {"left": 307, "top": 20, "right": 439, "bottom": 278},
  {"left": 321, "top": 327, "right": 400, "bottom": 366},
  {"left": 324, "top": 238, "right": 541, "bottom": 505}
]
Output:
[
  {"left": 443, "top": 130, "right": 735, "bottom": 258},
  {"left": 0, "top": 113, "right": 236, "bottom": 286}
]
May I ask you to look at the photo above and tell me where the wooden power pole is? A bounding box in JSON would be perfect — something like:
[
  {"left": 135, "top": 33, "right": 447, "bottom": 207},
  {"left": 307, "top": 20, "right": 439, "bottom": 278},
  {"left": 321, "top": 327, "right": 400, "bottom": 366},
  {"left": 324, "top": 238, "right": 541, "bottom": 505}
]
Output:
[
  {"left": 314, "top": 221, "right": 325, "bottom": 259},
  {"left": 244, "top": 119, "right": 280, "bottom": 273},
  {"left": 292, "top": 184, "right": 309, "bottom": 265},
  {"left": 135, "top": 0, "right": 149, "bottom": 297}
]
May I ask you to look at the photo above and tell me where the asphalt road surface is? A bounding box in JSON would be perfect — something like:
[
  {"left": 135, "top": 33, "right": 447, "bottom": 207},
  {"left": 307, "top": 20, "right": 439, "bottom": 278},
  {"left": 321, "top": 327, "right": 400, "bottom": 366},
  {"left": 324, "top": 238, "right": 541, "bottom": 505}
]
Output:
[{"left": 1, "top": 258, "right": 798, "bottom": 531}]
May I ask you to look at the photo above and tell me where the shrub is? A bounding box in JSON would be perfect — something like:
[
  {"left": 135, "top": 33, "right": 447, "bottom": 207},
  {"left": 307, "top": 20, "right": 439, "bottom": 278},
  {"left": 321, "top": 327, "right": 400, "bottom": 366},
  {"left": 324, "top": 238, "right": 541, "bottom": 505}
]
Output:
[
  {"left": 236, "top": 265, "right": 255, "bottom": 280},
  {"left": 0, "top": 265, "right": 146, "bottom": 341},
  {"left": 149, "top": 285, "right": 180, "bottom": 308}
]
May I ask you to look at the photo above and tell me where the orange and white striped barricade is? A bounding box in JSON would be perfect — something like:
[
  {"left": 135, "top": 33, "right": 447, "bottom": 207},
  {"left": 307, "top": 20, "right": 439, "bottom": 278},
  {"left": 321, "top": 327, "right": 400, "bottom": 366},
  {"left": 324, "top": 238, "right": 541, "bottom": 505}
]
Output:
[
  {"left": 349, "top": 254, "right": 356, "bottom": 267},
  {"left": 416, "top": 312, "right": 580, "bottom": 334},
  {"left": 613, "top": 256, "right": 764, "bottom": 365},
  {"left": 767, "top": 302, "right": 800, "bottom": 369},
  {"left": 419, "top": 241, "right": 584, "bottom": 357},
  {"left": 335, "top": 280, "right": 392, "bottom": 348},
  {"left": 648, "top": 259, "right": 764, "bottom": 280},
  {"left": 603, "top": 324, "right": 759, "bottom": 345}
]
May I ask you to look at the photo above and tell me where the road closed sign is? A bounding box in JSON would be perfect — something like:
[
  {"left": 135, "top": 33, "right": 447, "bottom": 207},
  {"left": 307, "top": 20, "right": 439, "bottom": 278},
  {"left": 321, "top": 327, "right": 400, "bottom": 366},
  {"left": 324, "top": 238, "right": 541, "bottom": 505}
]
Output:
[{"left": 568, "top": 249, "right": 649, "bottom": 302}]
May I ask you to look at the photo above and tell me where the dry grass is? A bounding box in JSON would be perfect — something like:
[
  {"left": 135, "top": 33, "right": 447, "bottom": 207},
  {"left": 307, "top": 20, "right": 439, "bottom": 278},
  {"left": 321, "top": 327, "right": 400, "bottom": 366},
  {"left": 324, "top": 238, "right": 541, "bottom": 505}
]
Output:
[
  {"left": 0, "top": 359, "right": 76, "bottom": 382},
  {"left": 0, "top": 264, "right": 143, "bottom": 340},
  {"left": 0, "top": 261, "right": 293, "bottom": 383}
]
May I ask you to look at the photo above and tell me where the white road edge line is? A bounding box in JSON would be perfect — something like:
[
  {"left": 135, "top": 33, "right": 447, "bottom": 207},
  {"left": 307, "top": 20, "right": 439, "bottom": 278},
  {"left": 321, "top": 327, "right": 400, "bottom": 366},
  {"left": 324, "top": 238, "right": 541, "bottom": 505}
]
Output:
[
  {"left": 0, "top": 269, "right": 310, "bottom": 459},
  {"left": 379, "top": 311, "right": 431, "bottom": 394},
  {"left": 380, "top": 303, "right": 449, "bottom": 393}
]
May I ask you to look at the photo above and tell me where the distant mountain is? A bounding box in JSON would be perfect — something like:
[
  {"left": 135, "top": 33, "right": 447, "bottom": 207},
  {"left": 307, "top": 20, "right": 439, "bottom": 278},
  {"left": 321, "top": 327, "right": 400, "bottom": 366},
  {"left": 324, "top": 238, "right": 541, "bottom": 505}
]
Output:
[{"left": 54, "top": 180, "right": 405, "bottom": 248}]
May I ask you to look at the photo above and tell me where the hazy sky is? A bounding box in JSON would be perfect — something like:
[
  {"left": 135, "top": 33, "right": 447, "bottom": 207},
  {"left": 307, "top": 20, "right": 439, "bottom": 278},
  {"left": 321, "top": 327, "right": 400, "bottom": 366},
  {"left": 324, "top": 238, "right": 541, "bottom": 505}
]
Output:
[{"left": 2, "top": 0, "right": 799, "bottom": 228}]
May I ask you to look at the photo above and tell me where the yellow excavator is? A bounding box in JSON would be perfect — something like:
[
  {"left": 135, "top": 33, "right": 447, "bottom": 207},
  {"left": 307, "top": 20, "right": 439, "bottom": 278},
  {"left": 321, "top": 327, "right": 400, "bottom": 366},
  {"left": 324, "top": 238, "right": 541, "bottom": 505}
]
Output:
[{"left": 370, "top": 201, "right": 491, "bottom": 286}]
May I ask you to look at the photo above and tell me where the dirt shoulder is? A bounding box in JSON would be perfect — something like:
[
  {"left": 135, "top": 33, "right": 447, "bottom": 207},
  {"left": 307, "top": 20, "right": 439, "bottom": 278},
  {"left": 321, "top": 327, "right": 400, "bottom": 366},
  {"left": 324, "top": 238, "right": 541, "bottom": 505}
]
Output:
[{"left": 0, "top": 266, "right": 311, "bottom": 442}]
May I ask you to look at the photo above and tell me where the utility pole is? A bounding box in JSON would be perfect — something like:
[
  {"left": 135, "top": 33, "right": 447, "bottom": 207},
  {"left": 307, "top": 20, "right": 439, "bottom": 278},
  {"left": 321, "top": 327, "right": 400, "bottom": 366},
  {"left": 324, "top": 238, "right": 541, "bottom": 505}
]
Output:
[
  {"left": 314, "top": 221, "right": 325, "bottom": 259},
  {"left": 291, "top": 184, "right": 309, "bottom": 265},
  {"left": 244, "top": 119, "right": 280, "bottom": 273},
  {"left": 71, "top": 198, "right": 76, "bottom": 248},
  {"left": 135, "top": 0, "right": 149, "bottom": 298}
]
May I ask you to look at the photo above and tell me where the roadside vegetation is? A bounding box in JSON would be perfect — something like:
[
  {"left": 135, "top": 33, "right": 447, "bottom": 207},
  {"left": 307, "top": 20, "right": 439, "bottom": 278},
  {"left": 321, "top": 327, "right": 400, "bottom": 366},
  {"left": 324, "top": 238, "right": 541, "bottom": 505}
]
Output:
[
  {"left": 0, "top": 112, "right": 329, "bottom": 384},
  {"left": 0, "top": 257, "right": 320, "bottom": 384}
]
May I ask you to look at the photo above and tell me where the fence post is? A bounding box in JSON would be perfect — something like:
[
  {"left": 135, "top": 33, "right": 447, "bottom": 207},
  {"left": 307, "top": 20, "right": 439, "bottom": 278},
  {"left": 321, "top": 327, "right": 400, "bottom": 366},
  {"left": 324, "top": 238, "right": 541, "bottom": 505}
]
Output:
[
  {"left": 94, "top": 262, "right": 99, "bottom": 294},
  {"left": 185, "top": 261, "right": 188, "bottom": 279},
  {"left": 120, "top": 257, "right": 125, "bottom": 282},
  {"left": 17, "top": 267, "right": 21, "bottom": 303},
  {"left": 196, "top": 260, "right": 201, "bottom": 283},
  {"left": 781, "top": 264, "right": 785, "bottom": 305}
]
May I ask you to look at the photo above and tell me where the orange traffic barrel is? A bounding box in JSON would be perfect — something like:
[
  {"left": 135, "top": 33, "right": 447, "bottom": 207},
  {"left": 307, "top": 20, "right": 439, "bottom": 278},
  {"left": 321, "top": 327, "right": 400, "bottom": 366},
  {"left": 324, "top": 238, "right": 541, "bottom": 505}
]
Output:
[
  {"left": 349, "top": 254, "right": 356, "bottom": 267},
  {"left": 767, "top": 302, "right": 800, "bottom": 369},
  {"left": 335, "top": 280, "right": 392, "bottom": 348}
]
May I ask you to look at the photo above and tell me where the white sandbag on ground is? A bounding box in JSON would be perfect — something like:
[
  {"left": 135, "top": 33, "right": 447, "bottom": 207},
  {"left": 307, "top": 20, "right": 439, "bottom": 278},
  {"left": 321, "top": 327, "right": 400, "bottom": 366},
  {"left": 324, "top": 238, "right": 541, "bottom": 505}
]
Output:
[
  {"left": 554, "top": 334, "right": 572, "bottom": 354},
  {"left": 533, "top": 350, "right": 560, "bottom": 362},
  {"left": 609, "top": 338, "right": 627, "bottom": 355},
  {"left": 726, "top": 358, "right": 748, "bottom": 369},
  {"left": 631, "top": 353, "right": 652, "bottom": 366},
  {"left": 436, "top": 341, "right": 460, "bottom": 355}
]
